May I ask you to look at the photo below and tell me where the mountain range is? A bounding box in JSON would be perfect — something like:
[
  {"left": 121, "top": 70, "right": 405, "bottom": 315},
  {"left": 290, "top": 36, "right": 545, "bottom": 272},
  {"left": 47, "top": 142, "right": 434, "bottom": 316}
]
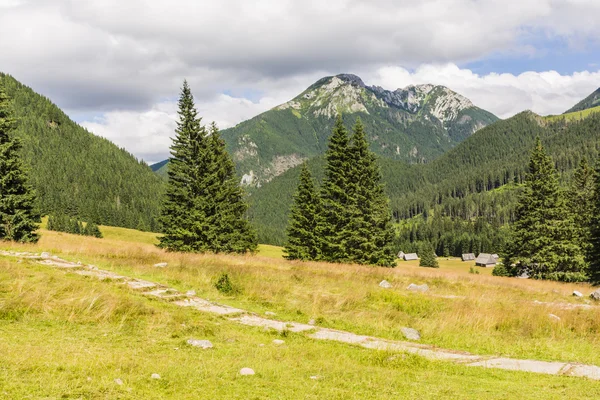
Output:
[
  {"left": 3, "top": 71, "right": 600, "bottom": 246},
  {"left": 153, "top": 74, "right": 498, "bottom": 185},
  {"left": 248, "top": 89, "right": 600, "bottom": 244}
]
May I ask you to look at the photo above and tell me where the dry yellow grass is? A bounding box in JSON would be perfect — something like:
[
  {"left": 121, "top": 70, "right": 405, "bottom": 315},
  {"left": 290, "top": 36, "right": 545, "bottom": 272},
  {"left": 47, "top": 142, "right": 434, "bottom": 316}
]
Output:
[{"left": 3, "top": 227, "right": 600, "bottom": 366}]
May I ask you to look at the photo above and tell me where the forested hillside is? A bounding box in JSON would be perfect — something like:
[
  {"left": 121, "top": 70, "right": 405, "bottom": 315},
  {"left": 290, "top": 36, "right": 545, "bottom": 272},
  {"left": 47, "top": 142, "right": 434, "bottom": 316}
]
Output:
[
  {"left": 0, "top": 73, "right": 162, "bottom": 231},
  {"left": 154, "top": 74, "right": 498, "bottom": 185},
  {"left": 250, "top": 109, "right": 600, "bottom": 250},
  {"left": 565, "top": 87, "right": 600, "bottom": 113}
]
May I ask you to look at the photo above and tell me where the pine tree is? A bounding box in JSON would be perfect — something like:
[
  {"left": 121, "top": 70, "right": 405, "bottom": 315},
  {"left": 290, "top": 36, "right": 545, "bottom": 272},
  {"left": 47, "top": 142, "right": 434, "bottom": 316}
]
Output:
[
  {"left": 344, "top": 118, "right": 396, "bottom": 266},
  {"left": 569, "top": 157, "right": 594, "bottom": 254},
  {"left": 502, "top": 138, "right": 586, "bottom": 281},
  {"left": 159, "top": 83, "right": 256, "bottom": 254},
  {"left": 205, "top": 123, "right": 257, "bottom": 253},
  {"left": 0, "top": 83, "right": 40, "bottom": 243},
  {"left": 587, "top": 158, "right": 600, "bottom": 285},
  {"left": 284, "top": 163, "right": 322, "bottom": 261},
  {"left": 319, "top": 115, "right": 353, "bottom": 262},
  {"left": 158, "top": 80, "right": 208, "bottom": 252},
  {"left": 419, "top": 243, "right": 439, "bottom": 268}
]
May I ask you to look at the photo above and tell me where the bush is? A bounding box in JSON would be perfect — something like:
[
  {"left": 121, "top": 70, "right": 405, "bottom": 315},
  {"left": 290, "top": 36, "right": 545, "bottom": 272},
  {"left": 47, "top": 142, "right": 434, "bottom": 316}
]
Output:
[
  {"left": 215, "top": 273, "right": 234, "bottom": 294},
  {"left": 492, "top": 264, "right": 510, "bottom": 277},
  {"left": 469, "top": 267, "right": 480, "bottom": 275}
]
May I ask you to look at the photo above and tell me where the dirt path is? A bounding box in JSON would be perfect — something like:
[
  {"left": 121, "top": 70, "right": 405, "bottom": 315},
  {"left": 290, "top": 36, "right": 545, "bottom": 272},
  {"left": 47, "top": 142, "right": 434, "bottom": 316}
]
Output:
[{"left": 3, "top": 250, "right": 599, "bottom": 381}]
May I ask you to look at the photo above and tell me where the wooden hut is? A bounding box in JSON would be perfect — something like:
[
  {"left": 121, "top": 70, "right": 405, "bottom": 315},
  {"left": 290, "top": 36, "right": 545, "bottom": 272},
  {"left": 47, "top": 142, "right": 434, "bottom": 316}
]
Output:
[{"left": 475, "top": 253, "right": 497, "bottom": 267}]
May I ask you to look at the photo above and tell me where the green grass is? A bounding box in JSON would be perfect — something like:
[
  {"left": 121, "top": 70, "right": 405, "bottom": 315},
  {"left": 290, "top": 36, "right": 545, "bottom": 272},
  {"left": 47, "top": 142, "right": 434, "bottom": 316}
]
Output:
[
  {"left": 3, "top": 226, "right": 600, "bottom": 397},
  {"left": 2, "top": 258, "right": 600, "bottom": 399},
  {"left": 257, "top": 244, "right": 285, "bottom": 259},
  {"left": 544, "top": 105, "right": 600, "bottom": 123}
]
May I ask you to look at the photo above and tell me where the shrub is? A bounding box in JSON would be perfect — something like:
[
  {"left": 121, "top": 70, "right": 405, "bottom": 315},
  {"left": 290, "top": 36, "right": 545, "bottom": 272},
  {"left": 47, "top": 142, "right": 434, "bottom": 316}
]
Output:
[{"left": 215, "top": 273, "right": 234, "bottom": 294}]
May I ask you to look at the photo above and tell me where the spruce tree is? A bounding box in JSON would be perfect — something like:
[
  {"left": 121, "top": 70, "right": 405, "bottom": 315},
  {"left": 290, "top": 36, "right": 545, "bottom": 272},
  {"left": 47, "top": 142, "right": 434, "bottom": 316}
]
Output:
[
  {"left": 205, "top": 123, "right": 257, "bottom": 253},
  {"left": 345, "top": 118, "right": 396, "bottom": 266},
  {"left": 419, "top": 243, "right": 439, "bottom": 268},
  {"left": 569, "top": 157, "right": 594, "bottom": 254},
  {"left": 158, "top": 81, "right": 208, "bottom": 252},
  {"left": 284, "top": 163, "right": 322, "bottom": 261},
  {"left": 319, "top": 115, "right": 353, "bottom": 262},
  {"left": 502, "top": 138, "right": 586, "bottom": 281},
  {"left": 0, "top": 84, "right": 40, "bottom": 243},
  {"left": 587, "top": 158, "right": 600, "bottom": 285},
  {"left": 159, "top": 83, "right": 256, "bottom": 254}
]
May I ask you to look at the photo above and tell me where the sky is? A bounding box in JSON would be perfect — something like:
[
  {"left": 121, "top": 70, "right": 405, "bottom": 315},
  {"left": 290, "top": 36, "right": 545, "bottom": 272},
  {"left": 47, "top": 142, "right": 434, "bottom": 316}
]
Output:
[{"left": 1, "top": 0, "right": 599, "bottom": 164}]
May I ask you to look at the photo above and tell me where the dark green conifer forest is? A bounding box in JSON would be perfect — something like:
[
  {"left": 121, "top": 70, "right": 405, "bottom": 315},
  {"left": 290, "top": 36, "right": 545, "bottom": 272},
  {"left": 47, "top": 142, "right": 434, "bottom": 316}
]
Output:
[{"left": 0, "top": 73, "right": 163, "bottom": 232}]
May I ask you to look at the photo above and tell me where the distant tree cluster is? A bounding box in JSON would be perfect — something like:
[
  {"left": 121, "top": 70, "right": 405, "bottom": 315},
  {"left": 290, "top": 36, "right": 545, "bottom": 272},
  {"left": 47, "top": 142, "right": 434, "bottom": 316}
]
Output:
[
  {"left": 47, "top": 214, "right": 102, "bottom": 238},
  {"left": 284, "top": 115, "right": 396, "bottom": 267},
  {"left": 0, "top": 80, "right": 40, "bottom": 243},
  {"left": 158, "top": 81, "right": 257, "bottom": 254}
]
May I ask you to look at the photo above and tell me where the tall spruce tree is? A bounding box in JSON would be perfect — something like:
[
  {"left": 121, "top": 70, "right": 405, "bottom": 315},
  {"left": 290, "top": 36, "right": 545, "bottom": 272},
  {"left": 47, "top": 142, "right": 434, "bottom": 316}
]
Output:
[
  {"left": 319, "top": 115, "right": 353, "bottom": 262},
  {"left": 205, "top": 122, "right": 257, "bottom": 253},
  {"left": 569, "top": 157, "right": 594, "bottom": 254},
  {"left": 0, "top": 83, "right": 40, "bottom": 243},
  {"left": 345, "top": 118, "right": 396, "bottom": 266},
  {"left": 159, "top": 83, "right": 256, "bottom": 254},
  {"left": 158, "top": 80, "right": 206, "bottom": 252},
  {"left": 502, "top": 138, "right": 586, "bottom": 282},
  {"left": 284, "top": 163, "right": 322, "bottom": 260},
  {"left": 587, "top": 158, "right": 600, "bottom": 285}
]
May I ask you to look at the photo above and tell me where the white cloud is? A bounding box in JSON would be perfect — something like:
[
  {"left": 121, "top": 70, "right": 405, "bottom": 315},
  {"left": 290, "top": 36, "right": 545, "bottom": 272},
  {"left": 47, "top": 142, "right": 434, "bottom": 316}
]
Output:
[
  {"left": 83, "top": 64, "right": 600, "bottom": 164},
  {"left": 368, "top": 64, "right": 600, "bottom": 118},
  {"left": 1, "top": 0, "right": 600, "bottom": 112}
]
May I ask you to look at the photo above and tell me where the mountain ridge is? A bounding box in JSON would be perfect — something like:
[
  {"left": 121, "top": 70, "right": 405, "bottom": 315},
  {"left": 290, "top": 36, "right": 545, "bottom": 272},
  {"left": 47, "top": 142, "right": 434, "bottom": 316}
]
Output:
[{"left": 153, "top": 74, "right": 499, "bottom": 184}]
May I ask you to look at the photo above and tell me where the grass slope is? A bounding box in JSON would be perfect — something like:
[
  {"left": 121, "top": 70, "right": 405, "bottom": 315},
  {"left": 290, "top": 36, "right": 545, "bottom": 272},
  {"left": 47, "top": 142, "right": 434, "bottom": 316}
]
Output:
[{"left": 1, "top": 225, "right": 600, "bottom": 399}]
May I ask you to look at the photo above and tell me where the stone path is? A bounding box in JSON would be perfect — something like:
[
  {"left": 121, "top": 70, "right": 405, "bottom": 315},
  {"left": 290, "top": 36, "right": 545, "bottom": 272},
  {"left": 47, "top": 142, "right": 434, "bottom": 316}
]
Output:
[{"left": 3, "top": 249, "right": 600, "bottom": 381}]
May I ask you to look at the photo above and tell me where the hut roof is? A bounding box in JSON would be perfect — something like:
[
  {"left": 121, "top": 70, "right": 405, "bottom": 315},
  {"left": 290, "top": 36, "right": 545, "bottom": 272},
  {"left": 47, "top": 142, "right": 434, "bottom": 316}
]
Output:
[
  {"left": 403, "top": 253, "right": 419, "bottom": 261},
  {"left": 475, "top": 253, "right": 497, "bottom": 266},
  {"left": 461, "top": 253, "right": 476, "bottom": 261}
]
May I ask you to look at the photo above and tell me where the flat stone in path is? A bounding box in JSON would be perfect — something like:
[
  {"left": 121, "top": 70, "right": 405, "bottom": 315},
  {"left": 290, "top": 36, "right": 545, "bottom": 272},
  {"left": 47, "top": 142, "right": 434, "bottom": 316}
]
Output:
[
  {"left": 233, "top": 315, "right": 315, "bottom": 333},
  {"left": 273, "top": 339, "right": 285, "bottom": 345},
  {"left": 187, "top": 339, "right": 213, "bottom": 349},
  {"left": 590, "top": 289, "right": 600, "bottom": 301},
  {"left": 175, "top": 298, "right": 244, "bottom": 315},
  {"left": 151, "top": 373, "right": 161, "bottom": 380},
  {"left": 239, "top": 368, "right": 255, "bottom": 376},
  {"left": 573, "top": 291, "right": 583, "bottom": 297},
  {"left": 154, "top": 262, "right": 168, "bottom": 268},
  {"left": 467, "top": 358, "right": 567, "bottom": 375},
  {"left": 125, "top": 279, "right": 157, "bottom": 291}
]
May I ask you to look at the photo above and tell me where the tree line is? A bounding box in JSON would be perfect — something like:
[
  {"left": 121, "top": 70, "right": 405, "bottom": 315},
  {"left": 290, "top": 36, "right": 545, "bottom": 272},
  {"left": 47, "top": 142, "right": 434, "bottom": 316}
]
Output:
[{"left": 47, "top": 214, "right": 103, "bottom": 238}]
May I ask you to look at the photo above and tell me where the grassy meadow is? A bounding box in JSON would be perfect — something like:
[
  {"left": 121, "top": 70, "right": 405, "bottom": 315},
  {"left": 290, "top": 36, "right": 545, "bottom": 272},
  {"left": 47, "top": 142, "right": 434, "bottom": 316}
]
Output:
[{"left": 2, "top": 224, "right": 600, "bottom": 398}]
